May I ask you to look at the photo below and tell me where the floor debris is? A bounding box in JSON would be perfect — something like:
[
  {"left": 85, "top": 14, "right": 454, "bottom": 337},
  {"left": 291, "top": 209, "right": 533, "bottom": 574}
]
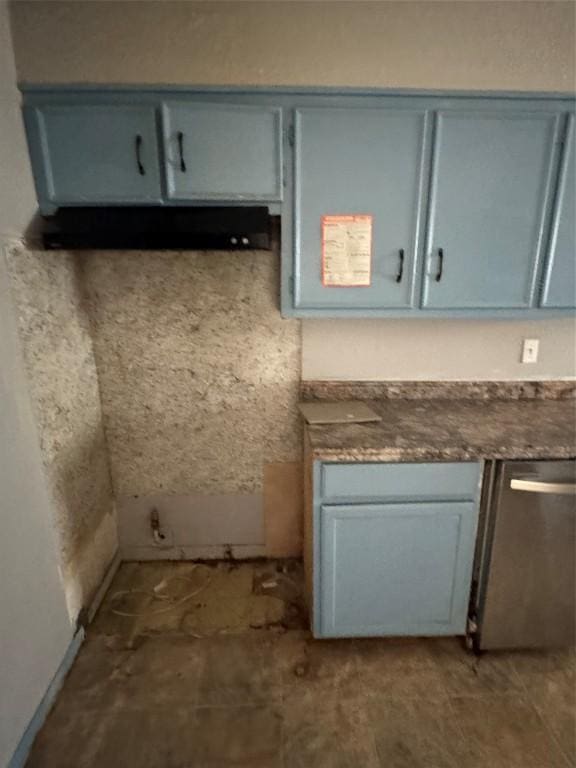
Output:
[{"left": 24, "top": 561, "right": 576, "bottom": 768}]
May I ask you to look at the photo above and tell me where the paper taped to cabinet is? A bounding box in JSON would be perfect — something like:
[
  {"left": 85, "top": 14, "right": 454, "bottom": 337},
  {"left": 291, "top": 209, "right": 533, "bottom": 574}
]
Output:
[{"left": 321, "top": 214, "right": 372, "bottom": 287}]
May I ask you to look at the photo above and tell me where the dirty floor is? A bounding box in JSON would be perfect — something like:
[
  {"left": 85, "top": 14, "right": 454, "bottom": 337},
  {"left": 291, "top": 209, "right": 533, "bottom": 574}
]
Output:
[{"left": 27, "top": 561, "right": 575, "bottom": 767}]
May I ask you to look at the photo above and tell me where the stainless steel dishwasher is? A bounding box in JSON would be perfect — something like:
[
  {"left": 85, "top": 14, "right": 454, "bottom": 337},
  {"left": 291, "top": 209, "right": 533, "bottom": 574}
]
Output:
[{"left": 470, "top": 459, "right": 576, "bottom": 651}]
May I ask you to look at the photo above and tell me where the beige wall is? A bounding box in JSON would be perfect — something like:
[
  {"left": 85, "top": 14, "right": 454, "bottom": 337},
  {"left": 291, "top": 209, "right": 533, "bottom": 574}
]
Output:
[
  {"left": 10, "top": 1, "right": 576, "bottom": 92},
  {"left": 302, "top": 318, "right": 576, "bottom": 381},
  {"left": 0, "top": 4, "right": 73, "bottom": 763},
  {"left": 0, "top": 243, "right": 73, "bottom": 768},
  {"left": 0, "top": 0, "right": 36, "bottom": 236}
]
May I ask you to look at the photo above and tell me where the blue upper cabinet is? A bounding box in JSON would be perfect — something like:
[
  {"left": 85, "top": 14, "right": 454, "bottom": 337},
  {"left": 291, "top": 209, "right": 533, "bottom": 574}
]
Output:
[
  {"left": 422, "top": 109, "right": 561, "bottom": 310},
  {"left": 162, "top": 103, "right": 282, "bottom": 201},
  {"left": 540, "top": 115, "right": 576, "bottom": 309},
  {"left": 293, "top": 107, "right": 429, "bottom": 309},
  {"left": 20, "top": 88, "right": 574, "bottom": 317},
  {"left": 24, "top": 105, "right": 162, "bottom": 211}
]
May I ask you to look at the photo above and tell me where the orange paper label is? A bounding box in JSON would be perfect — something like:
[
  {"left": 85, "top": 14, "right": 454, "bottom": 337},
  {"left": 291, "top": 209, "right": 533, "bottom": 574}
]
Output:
[{"left": 321, "top": 214, "right": 372, "bottom": 287}]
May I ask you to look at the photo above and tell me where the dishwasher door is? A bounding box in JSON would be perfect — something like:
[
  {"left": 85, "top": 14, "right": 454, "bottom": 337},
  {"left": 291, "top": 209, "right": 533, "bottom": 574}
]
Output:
[{"left": 477, "top": 460, "right": 576, "bottom": 651}]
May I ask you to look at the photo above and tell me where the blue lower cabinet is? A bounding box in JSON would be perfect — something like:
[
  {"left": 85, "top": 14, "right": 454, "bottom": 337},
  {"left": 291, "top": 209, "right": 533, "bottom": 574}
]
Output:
[
  {"left": 317, "top": 501, "right": 478, "bottom": 638},
  {"left": 312, "top": 461, "right": 481, "bottom": 638}
]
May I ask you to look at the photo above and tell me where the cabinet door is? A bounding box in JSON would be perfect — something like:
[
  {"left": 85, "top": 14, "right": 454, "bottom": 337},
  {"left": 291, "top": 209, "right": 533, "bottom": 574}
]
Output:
[
  {"left": 541, "top": 115, "right": 576, "bottom": 309},
  {"left": 423, "top": 110, "right": 560, "bottom": 309},
  {"left": 294, "top": 108, "right": 429, "bottom": 309},
  {"left": 25, "top": 105, "right": 162, "bottom": 208},
  {"left": 319, "top": 501, "right": 477, "bottom": 637},
  {"left": 162, "top": 103, "right": 282, "bottom": 201}
]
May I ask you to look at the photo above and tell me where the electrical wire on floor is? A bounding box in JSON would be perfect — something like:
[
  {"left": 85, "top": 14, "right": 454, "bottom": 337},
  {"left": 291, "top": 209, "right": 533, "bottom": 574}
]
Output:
[{"left": 109, "top": 565, "right": 213, "bottom": 617}]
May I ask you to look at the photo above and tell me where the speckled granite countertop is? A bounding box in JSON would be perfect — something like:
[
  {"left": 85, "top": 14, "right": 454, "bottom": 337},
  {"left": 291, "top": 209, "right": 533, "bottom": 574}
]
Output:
[{"left": 305, "top": 398, "right": 576, "bottom": 462}]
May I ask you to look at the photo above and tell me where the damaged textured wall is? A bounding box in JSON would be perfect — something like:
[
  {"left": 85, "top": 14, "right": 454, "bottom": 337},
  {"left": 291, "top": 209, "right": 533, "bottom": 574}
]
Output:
[
  {"left": 81, "top": 246, "right": 302, "bottom": 558},
  {"left": 6, "top": 244, "right": 117, "bottom": 619}
]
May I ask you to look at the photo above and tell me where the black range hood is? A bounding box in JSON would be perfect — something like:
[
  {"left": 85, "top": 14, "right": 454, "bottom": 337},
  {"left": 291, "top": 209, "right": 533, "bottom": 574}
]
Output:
[{"left": 41, "top": 206, "right": 272, "bottom": 251}]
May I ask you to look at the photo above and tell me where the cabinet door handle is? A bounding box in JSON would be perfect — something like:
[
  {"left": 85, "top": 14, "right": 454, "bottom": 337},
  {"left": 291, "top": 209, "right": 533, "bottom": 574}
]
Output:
[
  {"left": 435, "top": 248, "right": 444, "bottom": 282},
  {"left": 395, "top": 249, "right": 405, "bottom": 283},
  {"left": 135, "top": 135, "right": 145, "bottom": 176},
  {"left": 177, "top": 131, "right": 187, "bottom": 173}
]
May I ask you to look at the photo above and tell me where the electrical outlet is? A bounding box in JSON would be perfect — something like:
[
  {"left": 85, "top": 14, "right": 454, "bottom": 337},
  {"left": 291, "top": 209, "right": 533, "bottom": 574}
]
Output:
[{"left": 521, "top": 338, "right": 539, "bottom": 364}]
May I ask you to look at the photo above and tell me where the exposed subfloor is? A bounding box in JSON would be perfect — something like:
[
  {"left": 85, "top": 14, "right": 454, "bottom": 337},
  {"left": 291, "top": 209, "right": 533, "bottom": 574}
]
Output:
[{"left": 27, "top": 561, "right": 575, "bottom": 767}]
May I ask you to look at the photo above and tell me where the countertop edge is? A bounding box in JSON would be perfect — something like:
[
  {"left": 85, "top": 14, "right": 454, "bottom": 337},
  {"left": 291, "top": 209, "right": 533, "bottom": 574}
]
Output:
[{"left": 309, "top": 447, "right": 576, "bottom": 462}]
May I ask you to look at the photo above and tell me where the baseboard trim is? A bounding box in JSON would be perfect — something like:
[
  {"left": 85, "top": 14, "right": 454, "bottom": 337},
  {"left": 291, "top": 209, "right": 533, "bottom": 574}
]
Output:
[{"left": 8, "top": 628, "right": 85, "bottom": 768}]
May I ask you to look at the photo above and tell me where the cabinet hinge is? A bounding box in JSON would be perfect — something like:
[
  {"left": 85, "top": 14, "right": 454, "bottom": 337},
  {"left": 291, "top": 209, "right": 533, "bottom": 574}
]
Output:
[
  {"left": 289, "top": 275, "right": 295, "bottom": 296},
  {"left": 287, "top": 124, "right": 295, "bottom": 148}
]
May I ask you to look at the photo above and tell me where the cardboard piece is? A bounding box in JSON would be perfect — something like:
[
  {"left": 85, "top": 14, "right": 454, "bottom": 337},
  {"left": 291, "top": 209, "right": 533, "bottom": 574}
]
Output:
[{"left": 298, "top": 401, "right": 381, "bottom": 425}]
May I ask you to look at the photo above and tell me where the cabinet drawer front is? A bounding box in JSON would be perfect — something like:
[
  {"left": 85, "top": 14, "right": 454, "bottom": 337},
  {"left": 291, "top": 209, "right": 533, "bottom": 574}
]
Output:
[
  {"left": 319, "top": 501, "right": 478, "bottom": 637},
  {"left": 320, "top": 461, "right": 481, "bottom": 501}
]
